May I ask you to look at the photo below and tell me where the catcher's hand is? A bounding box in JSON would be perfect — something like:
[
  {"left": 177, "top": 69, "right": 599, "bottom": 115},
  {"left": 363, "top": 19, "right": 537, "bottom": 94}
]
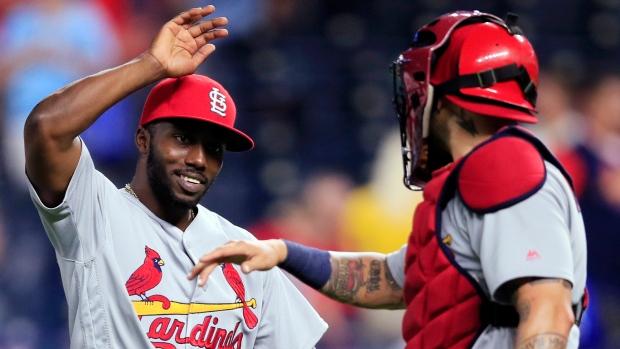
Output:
[{"left": 188, "top": 240, "right": 287, "bottom": 287}]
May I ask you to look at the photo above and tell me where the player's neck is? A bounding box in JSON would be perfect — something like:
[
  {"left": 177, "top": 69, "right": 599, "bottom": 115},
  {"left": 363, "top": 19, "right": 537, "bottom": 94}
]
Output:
[
  {"left": 447, "top": 121, "right": 493, "bottom": 160},
  {"left": 127, "top": 176, "right": 195, "bottom": 232}
]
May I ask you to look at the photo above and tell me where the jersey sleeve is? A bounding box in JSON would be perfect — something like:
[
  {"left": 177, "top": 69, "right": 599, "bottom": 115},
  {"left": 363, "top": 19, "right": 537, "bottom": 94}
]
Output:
[
  {"left": 469, "top": 162, "right": 575, "bottom": 303},
  {"left": 253, "top": 267, "right": 328, "bottom": 349},
  {"left": 386, "top": 244, "right": 407, "bottom": 289},
  {"left": 28, "top": 140, "right": 109, "bottom": 261}
]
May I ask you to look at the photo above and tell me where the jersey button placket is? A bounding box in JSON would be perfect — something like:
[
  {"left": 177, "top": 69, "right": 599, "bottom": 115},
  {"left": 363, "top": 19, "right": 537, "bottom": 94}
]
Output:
[{"left": 183, "top": 237, "right": 196, "bottom": 262}]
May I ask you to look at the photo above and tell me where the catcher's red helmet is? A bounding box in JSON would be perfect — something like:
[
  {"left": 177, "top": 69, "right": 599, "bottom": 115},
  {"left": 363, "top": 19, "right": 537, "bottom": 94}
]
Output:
[{"left": 391, "top": 11, "right": 539, "bottom": 190}]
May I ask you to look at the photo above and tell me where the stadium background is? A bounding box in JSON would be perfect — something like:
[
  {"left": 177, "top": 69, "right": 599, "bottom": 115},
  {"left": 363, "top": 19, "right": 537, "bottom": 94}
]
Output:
[{"left": 0, "top": 0, "right": 618, "bottom": 348}]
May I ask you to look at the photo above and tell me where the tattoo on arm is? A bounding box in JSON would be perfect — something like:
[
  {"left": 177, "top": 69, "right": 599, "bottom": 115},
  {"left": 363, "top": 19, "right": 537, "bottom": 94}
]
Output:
[
  {"left": 383, "top": 258, "right": 401, "bottom": 291},
  {"left": 325, "top": 258, "right": 365, "bottom": 302},
  {"left": 516, "top": 332, "right": 567, "bottom": 349},
  {"left": 367, "top": 260, "right": 381, "bottom": 293},
  {"left": 324, "top": 257, "right": 400, "bottom": 304},
  {"left": 512, "top": 279, "right": 572, "bottom": 349},
  {"left": 516, "top": 301, "right": 531, "bottom": 324}
]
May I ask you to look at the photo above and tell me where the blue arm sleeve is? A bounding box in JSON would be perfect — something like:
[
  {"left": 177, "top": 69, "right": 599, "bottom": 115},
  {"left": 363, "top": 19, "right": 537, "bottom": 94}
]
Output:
[{"left": 277, "top": 240, "right": 332, "bottom": 290}]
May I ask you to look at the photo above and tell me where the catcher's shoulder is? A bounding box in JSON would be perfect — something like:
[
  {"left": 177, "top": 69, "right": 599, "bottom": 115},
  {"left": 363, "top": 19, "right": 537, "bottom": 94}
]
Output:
[{"left": 457, "top": 135, "right": 545, "bottom": 213}]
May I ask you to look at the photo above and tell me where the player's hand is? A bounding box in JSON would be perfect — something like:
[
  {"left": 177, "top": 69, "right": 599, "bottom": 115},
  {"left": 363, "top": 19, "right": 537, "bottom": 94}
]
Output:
[
  {"left": 188, "top": 239, "right": 288, "bottom": 287},
  {"left": 146, "top": 5, "right": 228, "bottom": 78}
]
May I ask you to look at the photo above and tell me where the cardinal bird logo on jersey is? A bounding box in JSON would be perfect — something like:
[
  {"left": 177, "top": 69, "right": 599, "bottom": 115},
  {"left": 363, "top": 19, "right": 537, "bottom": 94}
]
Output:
[
  {"left": 221, "top": 263, "right": 258, "bottom": 329},
  {"left": 126, "top": 246, "right": 165, "bottom": 301}
]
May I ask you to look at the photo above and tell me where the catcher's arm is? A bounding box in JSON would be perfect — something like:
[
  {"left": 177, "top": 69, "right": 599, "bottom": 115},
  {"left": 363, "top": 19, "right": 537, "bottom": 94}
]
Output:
[
  {"left": 498, "top": 277, "right": 574, "bottom": 348},
  {"left": 189, "top": 239, "right": 405, "bottom": 310},
  {"left": 320, "top": 250, "right": 405, "bottom": 309}
]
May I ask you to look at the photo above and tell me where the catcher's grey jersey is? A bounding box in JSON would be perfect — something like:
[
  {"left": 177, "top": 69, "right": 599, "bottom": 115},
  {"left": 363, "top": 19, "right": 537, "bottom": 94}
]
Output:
[
  {"left": 386, "top": 160, "right": 586, "bottom": 348},
  {"left": 29, "top": 142, "right": 327, "bottom": 349}
]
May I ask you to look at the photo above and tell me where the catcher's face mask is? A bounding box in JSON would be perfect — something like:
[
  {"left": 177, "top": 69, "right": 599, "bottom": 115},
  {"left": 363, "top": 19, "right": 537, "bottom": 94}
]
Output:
[{"left": 391, "top": 11, "right": 537, "bottom": 190}]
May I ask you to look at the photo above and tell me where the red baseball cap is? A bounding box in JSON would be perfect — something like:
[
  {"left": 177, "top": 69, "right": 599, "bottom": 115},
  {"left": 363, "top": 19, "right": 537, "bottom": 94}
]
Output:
[{"left": 140, "top": 74, "right": 254, "bottom": 152}]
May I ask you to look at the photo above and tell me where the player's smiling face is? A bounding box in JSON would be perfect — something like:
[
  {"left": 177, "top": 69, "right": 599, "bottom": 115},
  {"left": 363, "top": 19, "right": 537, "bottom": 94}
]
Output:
[{"left": 145, "top": 120, "right": 224, "bottom": 209}]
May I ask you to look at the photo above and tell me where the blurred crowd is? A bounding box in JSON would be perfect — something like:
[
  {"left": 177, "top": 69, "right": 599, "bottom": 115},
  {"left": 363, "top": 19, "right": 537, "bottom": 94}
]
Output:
[{"left": 0, "top": 0, "right": 619, "bottom": 348}]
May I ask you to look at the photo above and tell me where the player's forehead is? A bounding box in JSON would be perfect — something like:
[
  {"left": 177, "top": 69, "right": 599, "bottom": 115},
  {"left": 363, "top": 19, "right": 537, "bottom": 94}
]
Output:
[{"left": 156, "top": 118, "right": 218, "bottom": 135}]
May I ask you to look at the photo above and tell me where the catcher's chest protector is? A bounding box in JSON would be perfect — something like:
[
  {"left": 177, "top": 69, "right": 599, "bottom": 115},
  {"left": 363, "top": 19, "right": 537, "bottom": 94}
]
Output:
[
  {"left": 402, "top": 163, "right": 485, "bottom": 349},
  {"left": 401, "top": 126, "right": 567, "bottom": 349}
]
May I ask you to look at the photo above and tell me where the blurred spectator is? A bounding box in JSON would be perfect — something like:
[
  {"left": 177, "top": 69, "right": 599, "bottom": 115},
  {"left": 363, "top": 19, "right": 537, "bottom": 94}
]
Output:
[
  {"left": 0, "top": 185, "right": 69, "bottom": 348},
  {"left": 337, "top": 128, "right": 422, "bottom": 349},
  {"left": 0, "top": 0, "right": 121, "bottom": 190},
  {"left": 340, "top": 128, "right": 423, "bottom": 254},
  {"left": 96, "top": 0, "right": 192, "bottom": 62},
  {"left": 526, "top": 69, "right": 585, "bottom": 154},
  {"left": 0, "top": 202, "right": 6, "bottom": 263},
  {"left": 190, "top": 0, "right": 268, "bottom": 44},
  {"left": 0, "top": 0, "right": 19, "bottom": 26},
  {"left": 0, "top": 0, "right": 123, "bottom": 348},
  {"left": 0, "top": 199, "right": 7, "bottom": 345},
  {"left": 251, "top": 171, "right": 353, "bottom": 247},
  {"left": 248, "top": 171, "right": 359, "bottom": 349},
  {"left": 557, "top": 73, "right": 620, "bottom": 349}
]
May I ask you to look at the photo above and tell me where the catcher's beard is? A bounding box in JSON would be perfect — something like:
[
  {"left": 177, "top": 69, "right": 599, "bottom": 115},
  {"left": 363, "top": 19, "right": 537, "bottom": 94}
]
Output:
[
  {"left": 146, "top": 142, "right": 216, "bottom": 211},
  {"left": 427, "top": 112, "right": 453, "bottom": 173}
]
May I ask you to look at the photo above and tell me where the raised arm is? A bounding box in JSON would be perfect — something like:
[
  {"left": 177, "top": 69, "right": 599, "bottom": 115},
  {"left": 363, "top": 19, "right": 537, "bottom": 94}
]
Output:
[
  {"left": 24, "top": 6, "right": 227, "bottom": 207},
  {"left": 188, "top": 239, "right": 405, "bottom": 309}
]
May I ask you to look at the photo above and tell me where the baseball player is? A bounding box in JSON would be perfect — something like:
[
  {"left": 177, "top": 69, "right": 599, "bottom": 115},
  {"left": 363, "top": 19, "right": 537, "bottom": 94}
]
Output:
[
  {"left": 24, "top": 6, "right": 326, "bottom": 349},
  {"left": 189, "top": 11, "right": 588, "bottom": 349}
]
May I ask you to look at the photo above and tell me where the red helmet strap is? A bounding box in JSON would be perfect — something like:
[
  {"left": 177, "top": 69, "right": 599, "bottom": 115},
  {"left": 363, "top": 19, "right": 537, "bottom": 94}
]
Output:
[{"left": 434, "top": 63, "right": 538, "bottom": 106}]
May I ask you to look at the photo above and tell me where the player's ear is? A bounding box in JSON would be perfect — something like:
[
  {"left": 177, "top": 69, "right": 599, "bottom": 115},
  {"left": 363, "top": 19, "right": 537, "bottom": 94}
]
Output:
[
  {"left": 436, "top": 97, "right": 444, "bottom": 110},
  {"left": 135, "top": 127, "right": 150, "bottom": 154},
  {"left": 434, "top": 96, "right": 450, "bottom": 115}
]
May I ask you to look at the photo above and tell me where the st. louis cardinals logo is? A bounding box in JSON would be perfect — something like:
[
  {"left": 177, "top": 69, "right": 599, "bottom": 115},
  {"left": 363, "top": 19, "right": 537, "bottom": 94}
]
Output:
[
  {"left": 126, "top": 246, "right": 165, "bottom": 301},
  {"left": 209, "top": 87, "right": 227, "bottom": 117},
  {"left": 221, "top": 263, "right": 258, "bottom": 329},
  {"left": 125, "top": 248, "right": 257, "bottom": 348}
]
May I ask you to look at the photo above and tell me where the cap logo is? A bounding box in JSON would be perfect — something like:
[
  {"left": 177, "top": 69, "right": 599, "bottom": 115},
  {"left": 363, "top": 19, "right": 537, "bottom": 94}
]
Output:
[{"left": 209, "top": 87, "right": 227, "bottom": 117}]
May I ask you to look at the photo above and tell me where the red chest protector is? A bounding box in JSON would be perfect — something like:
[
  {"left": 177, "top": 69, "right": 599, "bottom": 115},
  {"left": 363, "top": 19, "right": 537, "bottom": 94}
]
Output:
[{"left": 401, "top": 126, "right": 577, "bottom": 349}]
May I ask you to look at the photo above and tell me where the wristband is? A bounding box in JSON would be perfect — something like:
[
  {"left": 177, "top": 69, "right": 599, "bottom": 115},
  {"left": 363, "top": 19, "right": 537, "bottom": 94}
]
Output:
[{"left": 278, "top": 240, "right": 332, "bottom": 290}]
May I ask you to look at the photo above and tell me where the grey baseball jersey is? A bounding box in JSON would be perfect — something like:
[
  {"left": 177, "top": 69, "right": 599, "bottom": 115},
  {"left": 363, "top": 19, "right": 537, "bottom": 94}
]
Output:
[
  {"left": 386, "top": 160, "right": 586, "bottom": 348},
  {"left": 29, "top": 141, "right": 327, "bottom": 349}
]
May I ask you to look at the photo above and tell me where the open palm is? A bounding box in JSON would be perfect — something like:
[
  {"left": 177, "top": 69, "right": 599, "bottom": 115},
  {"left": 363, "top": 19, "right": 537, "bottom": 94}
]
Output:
[{"left": 148, "top": 6, "right": 228, "bottom": 78}]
